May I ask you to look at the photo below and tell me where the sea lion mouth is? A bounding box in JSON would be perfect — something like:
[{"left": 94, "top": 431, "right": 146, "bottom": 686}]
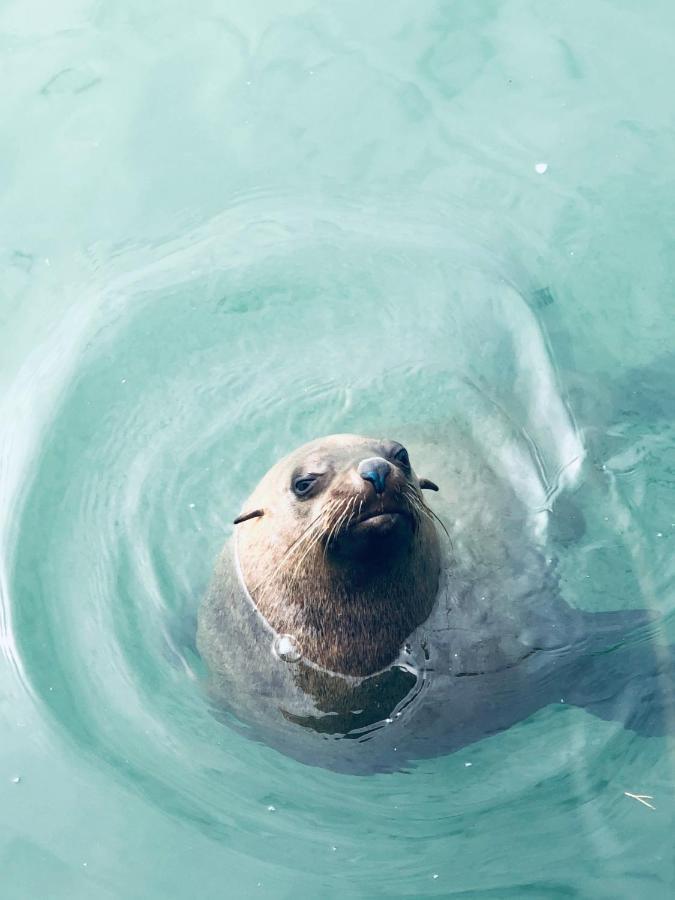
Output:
[
  {"left": 353, "top": 509, "right": 413, "bottom": 528},
  {"left": 326, "top": 504, "right": 415, "bottom": 563},
  {"left": 342, "top": 507, "right": 416, "bottom": 546}
]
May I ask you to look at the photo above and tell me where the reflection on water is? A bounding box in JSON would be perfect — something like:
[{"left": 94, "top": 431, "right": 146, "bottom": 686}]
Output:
[{"left": 1, "top": 1, "right": 675, "bottom": 897}]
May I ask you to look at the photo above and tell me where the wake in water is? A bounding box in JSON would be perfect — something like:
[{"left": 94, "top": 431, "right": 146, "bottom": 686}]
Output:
[{"left": 3, "top": 196, "right": 673, "bottom": 841}]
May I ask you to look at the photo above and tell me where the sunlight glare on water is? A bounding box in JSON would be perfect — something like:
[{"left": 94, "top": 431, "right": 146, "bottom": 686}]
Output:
[{"left": 1, "top": 1, "right": 674, "bottom": 898}]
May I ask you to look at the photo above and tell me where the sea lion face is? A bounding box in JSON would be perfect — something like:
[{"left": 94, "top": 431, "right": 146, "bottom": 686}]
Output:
[
  {"left": 237, "top": 434, "right": 435, "bottom": 567},
  {"left": 283, "top": 435, "right": 422, "bottom": 561},
  {"left": 234, "top": 435, "right": 442, "bottom": 676}
]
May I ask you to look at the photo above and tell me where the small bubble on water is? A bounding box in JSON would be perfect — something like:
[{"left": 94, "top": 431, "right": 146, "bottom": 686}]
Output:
[
  {"left": 273, "top": 634, "right": 301, "bottom": 663},
  {"left": 535, "top": 162, "right": 548, "bottom": 174}
]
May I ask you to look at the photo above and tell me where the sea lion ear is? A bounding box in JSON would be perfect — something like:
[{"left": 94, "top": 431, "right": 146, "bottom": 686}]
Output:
[
  {"left": 233, "top": 508, "right": 265, "bottom": 525},
  {"left": 419, "top": 478, "right": 439, "bottom": 492}
]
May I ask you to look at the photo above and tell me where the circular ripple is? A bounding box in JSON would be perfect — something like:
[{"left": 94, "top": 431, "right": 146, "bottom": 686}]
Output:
[{"left": 7, "top": 195, "right": 672, "bottom": 880}]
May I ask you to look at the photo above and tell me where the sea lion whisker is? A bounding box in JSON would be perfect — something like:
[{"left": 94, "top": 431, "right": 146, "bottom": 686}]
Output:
[
  {"left": 280, "top": 500, "right": 336, "bottom": 563},
  {"left": 401, "top": 486, "right": 425, "bottom": 517},
  {"left": 275, "top": 536, "right": 321, "bottom": 597},
  {"left": 344, "top": 495, "right": 360, "bottom": 530},
  {"left": 339, "top": 495, "right": 358, "bottom": 533},
  {"left": 300, "top": 511, "right": 335, "bottom": 562},
  {"left": 323, "top": 497, "right": 355, "bottom": 556},
  {"left": 293, "top": 503, "right": 337, "bottom": 560},
  {"left": 403, "top": 487, "right": 451, "bottom": 545},
  {"left": 325, "top": 495, "right": 355, "bottom": 544},
  {"left": 285, "top": 503, "right": 340, "bottom": 586},
  {"left": 288, "top": 528, "right": 326, "bottom": 587},
  {"left": 336, "top": 495, "right": 359, "bottom": 537},
  {"left": 418, "top": 501, "right": 452, "bottom": 545},
  {"left": 322, "top": 501, "right": 346, "bottom": 548},
  {"left": 252, "top": 506, "right": 334, "bottom": 596}
]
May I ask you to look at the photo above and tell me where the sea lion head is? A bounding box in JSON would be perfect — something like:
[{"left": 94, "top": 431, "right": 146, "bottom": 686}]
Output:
[{"left": 234, "top": 434, "right": 442, "bottom": 676}]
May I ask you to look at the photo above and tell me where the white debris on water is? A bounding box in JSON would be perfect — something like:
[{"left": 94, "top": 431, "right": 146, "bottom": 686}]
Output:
[{"left": 624, "top": 791, "right": 656, "bottom": 810}]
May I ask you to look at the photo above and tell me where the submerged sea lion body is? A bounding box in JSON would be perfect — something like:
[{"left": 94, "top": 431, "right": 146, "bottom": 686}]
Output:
[{"left": 197, "top": 430, "right": 664, "bottom": 774}]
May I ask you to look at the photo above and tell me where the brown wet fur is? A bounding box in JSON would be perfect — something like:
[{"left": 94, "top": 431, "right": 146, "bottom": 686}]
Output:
[{"left": 235, "top": 434, "right": 442, "bottom": 677}]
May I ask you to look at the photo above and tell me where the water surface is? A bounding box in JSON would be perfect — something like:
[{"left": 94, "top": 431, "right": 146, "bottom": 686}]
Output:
[{"left": 1, "top": 1, "right": 675, "bottom": 897}]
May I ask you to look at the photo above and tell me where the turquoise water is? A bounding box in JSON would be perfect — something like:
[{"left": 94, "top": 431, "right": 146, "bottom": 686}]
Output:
[{"left": 2, "top": 1, "right": 675, "bottom": 897}]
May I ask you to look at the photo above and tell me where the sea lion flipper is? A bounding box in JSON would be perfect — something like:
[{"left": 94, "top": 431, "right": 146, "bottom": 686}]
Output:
[
  {"left": 563, "top": 636, "right": 675, "bottom": 738},
  {"left": 580, "top": 607, "right": 659, "bottom": 652}
]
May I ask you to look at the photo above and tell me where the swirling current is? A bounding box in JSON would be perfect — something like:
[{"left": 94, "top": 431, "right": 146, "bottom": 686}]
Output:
[{"left": 1, "top": 3, "right": 675, "bottom": 898}]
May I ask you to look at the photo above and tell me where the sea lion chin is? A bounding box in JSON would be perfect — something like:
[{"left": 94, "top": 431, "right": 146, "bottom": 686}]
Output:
[
  {"left": 232, "top": 434, "right": 442, "bottom": 676},
  {"left": 329, "top": 508, "right": 415, "bottom": 564}
]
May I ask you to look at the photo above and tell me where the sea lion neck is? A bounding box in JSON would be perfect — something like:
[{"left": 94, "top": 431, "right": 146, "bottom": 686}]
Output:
[{"left": 247, "top": 531, "right": 441, "bottom": 677}]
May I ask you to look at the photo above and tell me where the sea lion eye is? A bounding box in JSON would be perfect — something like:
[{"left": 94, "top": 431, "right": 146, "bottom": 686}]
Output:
[
  {"left": 293, "top": 476, "right": 316, "bottom": 497},
  {"left": 394, "top": 446, "right": 410, "bottom": 468}
]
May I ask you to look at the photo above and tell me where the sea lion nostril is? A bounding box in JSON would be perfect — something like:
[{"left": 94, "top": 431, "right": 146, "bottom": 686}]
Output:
[{"left": 357, "top": 457, "right": 391, "bottom": 495}]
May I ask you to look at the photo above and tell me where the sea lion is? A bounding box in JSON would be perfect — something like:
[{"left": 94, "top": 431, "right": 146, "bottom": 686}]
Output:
[
  {"left": 197, "top": 431, "right": 671, "bottom": 774},
  {"left": 233, "top": 434, "right": 441, "bottom": 677}
]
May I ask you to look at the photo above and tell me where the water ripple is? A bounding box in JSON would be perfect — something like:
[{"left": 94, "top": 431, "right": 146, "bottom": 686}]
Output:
[{"left": 3, "top": 194, "right": 673, "bottom": 888}]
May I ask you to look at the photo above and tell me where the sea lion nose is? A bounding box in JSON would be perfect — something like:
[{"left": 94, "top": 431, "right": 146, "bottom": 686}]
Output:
[{"left": 357, "top": 457, "right": 391, "bottom": 495}]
